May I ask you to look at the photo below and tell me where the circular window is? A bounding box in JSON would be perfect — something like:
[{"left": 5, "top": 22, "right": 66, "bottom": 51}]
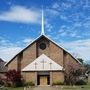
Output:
[{"left": 39, "top": 43, "right": 46, "bottom": 50}]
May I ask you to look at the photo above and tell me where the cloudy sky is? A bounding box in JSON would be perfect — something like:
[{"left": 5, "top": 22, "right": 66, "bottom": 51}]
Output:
[{"left": 0, "top": 0, "right": 90, "bottom": 62}]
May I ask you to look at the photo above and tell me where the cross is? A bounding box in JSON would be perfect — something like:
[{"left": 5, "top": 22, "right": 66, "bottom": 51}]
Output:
[
  {"left": 34, "top": 62, "right": 37, "bottom": 69},
  {"left": 41, "top": 59, "right": 46, "bottom": 69},
  {"left": 49, "top": 62, "right": 52, "bottom": 69}
]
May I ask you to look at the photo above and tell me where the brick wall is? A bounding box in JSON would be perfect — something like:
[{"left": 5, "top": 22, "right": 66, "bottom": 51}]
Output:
[
  {"left": 8, "top": 57, "right": 18, "bottom": 70},
  {"left": 21, "top": 42, "right": 36, "bottom": 69},
  {"left": 37, "top": 38, "right": 64, "bottom": 67},
  {"left": 52, "top": 71, "right": 64, "bottom": 82},
  {"left": 64, "top": 52, "right": 80, "bottom": 69},
  {"left": 37, "top": 37, "right": 50, "bottom": 57},
  {"left": 50, "top": 42, "right": 64, "bottom": 67},
  {"left": 22, "top": 72, "right": 37, "bottom": 84}
]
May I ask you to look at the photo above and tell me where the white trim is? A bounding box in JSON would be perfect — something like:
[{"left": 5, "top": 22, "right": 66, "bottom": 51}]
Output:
[
  {"left": 85, "top": 69, "right": 90, "bottom": 76},
  {"left": 22, "top": 54, "right": 63, "bottom": 71}
]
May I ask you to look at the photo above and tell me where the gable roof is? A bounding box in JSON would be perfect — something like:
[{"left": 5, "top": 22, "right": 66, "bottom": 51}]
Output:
[
  {"left": 0, "top": 58, "right": 4, "bottom": 62},
  {"left": 22, "top": 54, "right": 63, "bottom": 71},
  {"left": 5, "top": 34, "right": 82, "bottom": 66}
]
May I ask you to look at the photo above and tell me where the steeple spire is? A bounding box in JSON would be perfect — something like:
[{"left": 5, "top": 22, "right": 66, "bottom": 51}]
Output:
[{"left": 41, "top": 6, "right": 45, "bottom": 35}]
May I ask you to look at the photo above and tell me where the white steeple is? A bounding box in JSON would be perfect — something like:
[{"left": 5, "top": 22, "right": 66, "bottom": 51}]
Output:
[{"left": 41, "top": 6, "right": 45, "bottom": 35}]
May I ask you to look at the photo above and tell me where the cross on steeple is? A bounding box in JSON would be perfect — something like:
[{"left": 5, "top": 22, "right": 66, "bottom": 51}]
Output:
[{"left": 41, "top": 6, "right": 45, "bottom": 35}]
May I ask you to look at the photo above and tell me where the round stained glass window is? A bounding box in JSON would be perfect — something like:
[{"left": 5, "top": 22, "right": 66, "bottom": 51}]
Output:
[{"left": 39, "top": 43, "right": 46, "bottom": 50}]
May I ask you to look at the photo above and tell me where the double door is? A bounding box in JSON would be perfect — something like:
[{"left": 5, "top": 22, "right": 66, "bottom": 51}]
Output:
[{"left": 40, "top": 76, "right": 47, "bottom": 85}]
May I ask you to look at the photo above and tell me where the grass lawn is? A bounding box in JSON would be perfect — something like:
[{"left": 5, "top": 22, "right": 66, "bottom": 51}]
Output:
[
  {"left": 2, "top": 85, "right": 90, "bottom": 90},
  {"left": 7, "top": 87, "right": 24, "bottom": 90},
  {"left": 56, "top": 85, "right": 90, "bottom": 90}
]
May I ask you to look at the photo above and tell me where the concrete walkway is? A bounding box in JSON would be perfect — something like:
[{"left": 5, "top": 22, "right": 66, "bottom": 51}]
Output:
[{"left": 30, "top": 86, "right": 60, "bottom": 90}]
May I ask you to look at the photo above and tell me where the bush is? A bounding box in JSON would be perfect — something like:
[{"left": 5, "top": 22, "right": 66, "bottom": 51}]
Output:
[
  {"left": 4, "top": 69, "right": 22, "bottom": 87},
  {"left": 4, "top": 82, "right": 11, "bottom": 87},
  {"left": 0, "top": 77, "right": 4, "bottom": 86},
  {"left": 24, "top": 80, "right": 35, "bottom": 86},
  {"left": 75, "top": 80, "right": 87, "bottom": 85},
  {"left": 52, "top": 81, "right": 64, "bottom": 85},
  {"left": 15, "top": 81, "right": 24, "bottom": 87},
  {"left": 0, "top": 81, "right": 4, "bottom": 86}
]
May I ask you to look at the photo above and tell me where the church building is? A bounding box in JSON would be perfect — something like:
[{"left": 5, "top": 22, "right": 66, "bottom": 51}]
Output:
[{"left": 5, "top": 9, "right": 81, "bottom": 86}]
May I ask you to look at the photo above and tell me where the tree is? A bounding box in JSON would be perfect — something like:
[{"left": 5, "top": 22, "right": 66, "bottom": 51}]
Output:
[
  {"left": 65, "top": 62, "right": 84, "bottom": 85},
  {"left": 84, "top": 60, "right": 90, "bottom": 71},
  {"left": 71, "top": 53, "right": 80, "bottom": 58},
  {"left": 77, "top": 58, "right": 84, "bottom": 64},
  {"left": 0, "top": 75, "right": 4, "bottom": 85},
  {"left": 4, "top": 69, "right": 22, "bottom": 87},
  {"left": 71, "top": 53, "right": 84, "bottom": 64}
]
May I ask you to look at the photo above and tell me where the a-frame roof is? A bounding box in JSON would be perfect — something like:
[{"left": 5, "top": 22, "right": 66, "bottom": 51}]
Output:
[
  {"left": 22, "top": 54, "right": 63, "bottom": 71},
  {"left": 5, "top": 34, "right": 82, "bottom": 66}
]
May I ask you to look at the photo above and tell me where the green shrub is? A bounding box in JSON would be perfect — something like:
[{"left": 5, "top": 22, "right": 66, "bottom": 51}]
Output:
[
  {"left": 4, "top": 82, "right": 11, "bottom": 87},
  {"left": 24, "top": 80, "right": 35, "bottom": 86},
  {"left": 52, "top": 80, "right": 64, "bottom": 85},
  {"left": 0, "top": 80, "right": 4, "bottom": 86},
  {"left": 75, "top": 80, "right": 87, "bottom": 85},
  {"left": 15, "top": 82, "right": 24, "bottom": 87}
]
